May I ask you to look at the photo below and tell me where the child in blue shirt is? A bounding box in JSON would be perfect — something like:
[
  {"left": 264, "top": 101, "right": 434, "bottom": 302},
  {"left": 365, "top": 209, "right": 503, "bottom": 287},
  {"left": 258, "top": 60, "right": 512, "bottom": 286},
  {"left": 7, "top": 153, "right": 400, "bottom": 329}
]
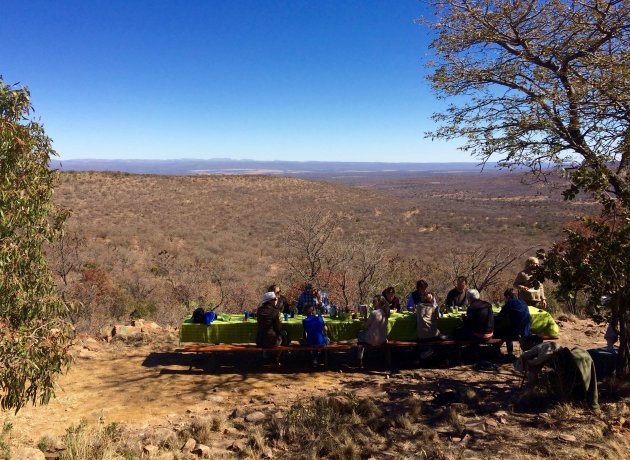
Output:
[{"left": 302, "top": 305, "right": 330, "bottom": 346}]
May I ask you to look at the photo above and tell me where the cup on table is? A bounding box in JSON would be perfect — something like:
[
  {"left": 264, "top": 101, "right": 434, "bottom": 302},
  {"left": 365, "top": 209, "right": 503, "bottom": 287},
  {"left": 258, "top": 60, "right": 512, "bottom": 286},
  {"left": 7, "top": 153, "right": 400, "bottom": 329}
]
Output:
[
  {"left": 244, "top": 311, "right": 250, "bottom": 321},
  {"left": 290, "top": 311, "right": 295, "bottom": 318},
  {"left": 284, "top": 313, "right": 289, "bottom": 321}
]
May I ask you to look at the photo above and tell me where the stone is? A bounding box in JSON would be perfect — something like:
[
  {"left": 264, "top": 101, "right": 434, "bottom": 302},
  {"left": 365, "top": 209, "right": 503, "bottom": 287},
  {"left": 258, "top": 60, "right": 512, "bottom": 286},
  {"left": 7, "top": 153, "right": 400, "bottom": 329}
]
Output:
[
  {"left": 113, "top": 325, "right": 141, "bottom": 337},
  {"left": 192, "top": 444, "right": 211, "bottom": 458},
  {"left": 141, "top": 321, "right": 162, "bottom": 333},
  {"left": 206, "top": 395, "right": 225, "bottom": 403},
  {"left": 245, "top": 411, "right": 266, "bottom": 423},
  {"left": 181, "top": 438, "right": 197, "bottom": 452},
  {"left": 132, "top": 319, "right": 146, "bottom": 328},
  {"left": 12, "top": 447, "right": 45, "bottom": 460},
  {"left": 100, "top": 325, "right": 114, "bottom": 340},
  {"left": 485, "top": 418, "right": 499, "bottom": 428},
  {"left": 229, "top": 440, "right": 247, "bottom": 452},
  {"left": 558, "top": 434, "right": 577, "bottom": 443},
  {"left": 143, "top": 445, "right": 159, "bottom": 456},
  {"left": 262, "top": 448, "right": 274, "bottom": 459}
]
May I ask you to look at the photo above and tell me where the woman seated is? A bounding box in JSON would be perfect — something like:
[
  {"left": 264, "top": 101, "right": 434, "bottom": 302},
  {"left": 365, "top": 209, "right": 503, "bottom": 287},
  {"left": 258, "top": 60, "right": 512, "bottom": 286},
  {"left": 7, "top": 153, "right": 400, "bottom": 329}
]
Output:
[
  {"left": 357, "top": 295, "right": 390, "bottom": 364},
  {"left": 494, "top": 288, "right": 531, "bottom": 354},
  {"left": 453, "top": 289, "right": 494, "bottom": 341}
]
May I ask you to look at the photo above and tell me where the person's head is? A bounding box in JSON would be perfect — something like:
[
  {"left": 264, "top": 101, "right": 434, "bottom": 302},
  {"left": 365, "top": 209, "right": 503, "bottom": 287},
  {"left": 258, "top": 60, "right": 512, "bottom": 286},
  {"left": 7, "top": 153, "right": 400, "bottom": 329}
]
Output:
[
  {"left": 312, "top": 287, "right": 320, "bottom": 296},
  {"left": 373, "top": 294, "right": 385, "bottom": 309},
  {"left": 504, "top": 287, "right": 517, "bottom": 300},
  {"left": 304, "top": 283, "right": 313, "bottom": 293},
  {"left": 261, "top": 291, "right": 277, "bottom": 306},
  {"left": 525, "top": 257, "right": 539, "bottom": 270},
  {"left": 416, "top": 279, "right": 429, "bottom": 292},
  {"left": 304, "top": 305, "right": 315, "bottom": 316},
  {"left": 424, "top": 293, "right": 434, "bottom": 303},
  {"left": 456, "top": 276, "right": 468, "bottom": 292},
  {"left": 465, "top": 288, "right": 480, "bottom": 304},
  {"left": 268, "top": 284, "right": 281, "bottom": 297},
  {"left": 384, "top": 286, "right": 396, "bottom": 301}
]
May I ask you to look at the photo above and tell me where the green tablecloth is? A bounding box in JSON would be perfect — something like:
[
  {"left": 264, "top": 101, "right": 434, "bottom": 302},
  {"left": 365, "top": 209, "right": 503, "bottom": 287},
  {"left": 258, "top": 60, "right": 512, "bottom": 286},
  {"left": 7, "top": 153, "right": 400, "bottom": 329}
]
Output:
[{"left": 179, "top": 307, "right": 559, "bottom": 344}]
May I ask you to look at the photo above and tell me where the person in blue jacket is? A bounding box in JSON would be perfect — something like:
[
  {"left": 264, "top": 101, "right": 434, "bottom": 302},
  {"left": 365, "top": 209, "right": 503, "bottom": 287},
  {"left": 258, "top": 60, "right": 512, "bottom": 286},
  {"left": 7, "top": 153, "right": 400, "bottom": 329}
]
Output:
[
  {"left": 495, "top": 287, "right": 532, "bottom": 354},
  {"left": 302, "top": 305, "right": 330, "bottom": 365}
]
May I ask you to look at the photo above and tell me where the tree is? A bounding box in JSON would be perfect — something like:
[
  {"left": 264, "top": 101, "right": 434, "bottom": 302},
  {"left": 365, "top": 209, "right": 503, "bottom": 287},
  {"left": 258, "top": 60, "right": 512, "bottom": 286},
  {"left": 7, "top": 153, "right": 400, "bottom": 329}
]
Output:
[
  {"left": 539, "top": 209, "right": 630, "bottom": 377},
  {"left": 0, "top": 80, "right": 73, "bottom": 411},
  {"left": 426, "top": 0, "right": 629, "bottom": 204},
  {"left": 426, "top": 0, "right": 630, "bottom": 375}
]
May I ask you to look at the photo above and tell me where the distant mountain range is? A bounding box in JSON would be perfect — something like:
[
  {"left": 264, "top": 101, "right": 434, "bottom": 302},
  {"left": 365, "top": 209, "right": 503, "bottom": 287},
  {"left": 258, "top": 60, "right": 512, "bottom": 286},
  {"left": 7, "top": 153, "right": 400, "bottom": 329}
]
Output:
[{"left": 50, "top": 158, "right": 501, "bottom": 178}]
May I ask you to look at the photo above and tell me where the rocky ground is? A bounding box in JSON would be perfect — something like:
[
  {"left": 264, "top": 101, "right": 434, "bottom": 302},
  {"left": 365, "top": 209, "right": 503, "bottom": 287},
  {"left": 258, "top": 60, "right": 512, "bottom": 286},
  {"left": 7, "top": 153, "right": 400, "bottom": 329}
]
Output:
[{"left": 3, "top": 316, "right": 630, "bottom": 459}]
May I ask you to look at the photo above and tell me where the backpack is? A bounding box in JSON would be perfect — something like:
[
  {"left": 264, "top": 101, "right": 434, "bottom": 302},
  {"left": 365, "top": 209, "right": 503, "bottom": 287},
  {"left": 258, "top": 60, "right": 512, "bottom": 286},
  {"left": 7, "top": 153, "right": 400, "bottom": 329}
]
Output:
[{"left": 192, "top": 307, "right": 205, "bottom": 324}]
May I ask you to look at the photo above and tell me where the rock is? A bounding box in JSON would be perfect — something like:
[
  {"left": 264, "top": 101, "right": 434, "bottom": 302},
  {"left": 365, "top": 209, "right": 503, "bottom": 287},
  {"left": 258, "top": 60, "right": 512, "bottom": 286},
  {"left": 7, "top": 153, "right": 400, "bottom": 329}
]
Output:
[
  {"left": 262, "top": 448, "right": 274, "bottom": 459},
  {"left": 143, "top": 445, "right": 159, "bottom": 456},
  {"left": 132, "top": 319, "right": 146, "bottom": 328},
  {"left": 113, "top": 325, "right": 141, "bottom": 337},
  {"left": 485, "top": 418, "right": 499, "bottom": 428},
  {"left": 77, "top": 349, "right": 99, "bottom": 360},
  {"left": 157, "top": 454, "right": 174, "bottom": 460},
  {"left": 100, "top": 325, "right": 114, "bottom": 340},
  {"left": 245, "top": 411, "right": 266, "bottom": 423},
  {"left": 206, "top": 395, "right": 225, "bottom": 403},
  {"left": 12, "top": 447, "right": 45, "bottom": 460},
  {"left": 181, "top": 438, "right": 196, "bottom": 452},
  {"left": 558, "top": 433, "right": 577, "bottom": 443},
  {"left": 192, "top": 444, "right": 211, "bottom": 458},
  {"left": 229, "top": 440, "right": 247, "bottom": 452},
  {"left": 229, "top": 407, "right": 245, "bottom": 419},
  {"left": 82, "top": 337, "right": 102, "bottom": 351},
  {"left": 141, "top": 321, "right": 162, "bottom": 333}
]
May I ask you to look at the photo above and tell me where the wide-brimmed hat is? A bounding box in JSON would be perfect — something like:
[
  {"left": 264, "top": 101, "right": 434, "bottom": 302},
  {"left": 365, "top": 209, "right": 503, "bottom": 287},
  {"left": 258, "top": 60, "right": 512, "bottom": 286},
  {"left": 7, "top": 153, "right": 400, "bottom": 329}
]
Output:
[{"left": 261, "top": 291, "right": 277, "bottom": 305}]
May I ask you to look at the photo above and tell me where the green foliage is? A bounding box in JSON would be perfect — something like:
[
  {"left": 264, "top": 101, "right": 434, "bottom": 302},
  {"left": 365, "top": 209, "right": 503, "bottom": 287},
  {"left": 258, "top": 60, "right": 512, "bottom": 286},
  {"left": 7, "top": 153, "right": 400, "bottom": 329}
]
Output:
[
  {"left": 540, "top": 207, "right": 630, "bottom": 376},
  {"left": 0, "top": 80, "right": 73, "bottom": 411}
]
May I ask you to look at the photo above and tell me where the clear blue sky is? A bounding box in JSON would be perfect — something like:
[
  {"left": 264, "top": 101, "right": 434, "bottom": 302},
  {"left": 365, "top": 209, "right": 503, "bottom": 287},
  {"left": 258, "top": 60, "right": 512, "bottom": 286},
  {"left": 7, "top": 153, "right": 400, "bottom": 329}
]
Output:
[{"left": 1, "top": 0, "right": 466, "bottom": 162}]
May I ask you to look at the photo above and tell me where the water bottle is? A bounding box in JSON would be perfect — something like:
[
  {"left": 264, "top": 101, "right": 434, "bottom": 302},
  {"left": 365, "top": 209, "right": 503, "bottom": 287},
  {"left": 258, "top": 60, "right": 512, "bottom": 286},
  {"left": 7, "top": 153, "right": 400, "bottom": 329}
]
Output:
[
  {"left": 244, "top": 311, "right": 250, "bottom": 321},
  {"left": 284, "top": 313, "right": 289, "bottom": 321}
]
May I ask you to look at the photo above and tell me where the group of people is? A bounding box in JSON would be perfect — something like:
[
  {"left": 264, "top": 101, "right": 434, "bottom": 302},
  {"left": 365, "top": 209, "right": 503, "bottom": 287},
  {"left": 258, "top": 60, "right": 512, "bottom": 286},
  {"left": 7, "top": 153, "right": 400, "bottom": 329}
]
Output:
[{"left": 255, "top": 257, "right": 545, "bottom": 359}]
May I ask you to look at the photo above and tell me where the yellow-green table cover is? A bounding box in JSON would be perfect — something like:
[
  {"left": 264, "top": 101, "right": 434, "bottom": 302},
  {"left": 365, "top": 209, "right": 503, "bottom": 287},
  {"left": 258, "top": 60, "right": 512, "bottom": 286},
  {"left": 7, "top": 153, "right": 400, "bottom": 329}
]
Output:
[{"left": 179, "top": 307, "right": 559, "bottom": 344}]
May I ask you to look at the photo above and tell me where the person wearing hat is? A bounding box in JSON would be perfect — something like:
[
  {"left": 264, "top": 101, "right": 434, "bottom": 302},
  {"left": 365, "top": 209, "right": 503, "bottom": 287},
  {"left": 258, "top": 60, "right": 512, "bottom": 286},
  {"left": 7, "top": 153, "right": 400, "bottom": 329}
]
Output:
[
  {"left": 256, "top": 291, "right": 288, "bottom": 348},
  {"left": 513, "top": 257, "right": 547, "bottom": 308}
]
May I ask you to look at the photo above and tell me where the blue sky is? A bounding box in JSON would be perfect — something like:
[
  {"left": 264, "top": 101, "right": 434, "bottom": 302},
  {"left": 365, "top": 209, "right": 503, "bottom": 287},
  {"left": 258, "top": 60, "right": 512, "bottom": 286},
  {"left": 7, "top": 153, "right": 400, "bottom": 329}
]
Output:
[{"left": 1, "top": 0, "right": 466, "bottom": 162}]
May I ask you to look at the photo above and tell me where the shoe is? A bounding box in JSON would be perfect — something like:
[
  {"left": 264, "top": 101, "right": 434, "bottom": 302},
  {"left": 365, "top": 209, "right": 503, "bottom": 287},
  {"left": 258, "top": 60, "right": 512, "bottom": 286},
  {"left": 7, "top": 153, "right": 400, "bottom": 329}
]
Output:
[{"left": 419, "top": 348, "right": 434, "bottom": 359}]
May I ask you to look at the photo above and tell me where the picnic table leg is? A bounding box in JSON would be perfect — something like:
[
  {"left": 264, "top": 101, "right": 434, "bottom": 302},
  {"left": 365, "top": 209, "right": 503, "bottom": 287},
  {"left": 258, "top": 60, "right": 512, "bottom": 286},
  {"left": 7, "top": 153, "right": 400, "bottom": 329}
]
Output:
[{"left": 209, "top": 352, "right": 217, "bottom": 373}]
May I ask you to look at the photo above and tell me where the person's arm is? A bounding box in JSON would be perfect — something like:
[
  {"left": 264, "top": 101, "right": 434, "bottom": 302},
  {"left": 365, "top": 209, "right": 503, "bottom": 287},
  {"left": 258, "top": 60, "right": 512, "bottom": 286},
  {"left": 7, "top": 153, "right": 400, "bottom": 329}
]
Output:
[
  {"left": 406, "top": 295, "right": 414, "bottom": 310},
  {"left": 445, "top": 289, "right": 454, "bottom": 307}
]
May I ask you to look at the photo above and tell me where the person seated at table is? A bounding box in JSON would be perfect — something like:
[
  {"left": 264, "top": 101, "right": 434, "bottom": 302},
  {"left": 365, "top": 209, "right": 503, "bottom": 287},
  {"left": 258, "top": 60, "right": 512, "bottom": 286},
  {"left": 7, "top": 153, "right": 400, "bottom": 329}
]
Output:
[
  {"left": 357, "top": 295, "right": 390, "bottom": 364},
  {"left": 406, "top": 279, "right": 436, "bottom": 311},
  {"left": 445, "top": 276, "right": 468, "bottom": 310},
  {"left": 495, "top": 288, "right": 531, "bottom": 355},
  {"left": 453, "top": 289, "right": 494, "bottom": 341},
  {"left": 382, "top": 286, "right": 401, "bottom": 312},
  {"left": 296, "top": 283, "right": 321, "bottom": 315},
  {"left": 416, "top": 293, "right": 442, "bottom": 341},
  {"left": 302, "top": 305, "right": 329, "bottom": 365},
  {"left": 316, "top": 288, "right": 331, "bottom": 314},
  {"left": 513, "top": 257, "right": 547, "bottom": 309},
  {"left": 268, "top": 284, "right": 291, "bottom": 314},
  {"left": 256, "top": 292, "right": 288, "bottom": 349}
]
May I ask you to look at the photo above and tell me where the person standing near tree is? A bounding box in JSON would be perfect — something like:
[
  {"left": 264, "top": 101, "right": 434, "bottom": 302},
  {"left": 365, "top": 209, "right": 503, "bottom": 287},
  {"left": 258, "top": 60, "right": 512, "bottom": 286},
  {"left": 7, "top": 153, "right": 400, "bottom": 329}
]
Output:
[{"left": 513, "top": 257, "right": 547, "bottom": 309}]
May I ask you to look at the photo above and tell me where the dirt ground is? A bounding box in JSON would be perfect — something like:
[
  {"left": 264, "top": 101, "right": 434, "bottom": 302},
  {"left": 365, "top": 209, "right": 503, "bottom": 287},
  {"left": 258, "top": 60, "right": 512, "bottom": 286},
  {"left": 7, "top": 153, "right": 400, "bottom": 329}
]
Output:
[{"left": 3, "top": 316, "right": 629, "bottom": 458}]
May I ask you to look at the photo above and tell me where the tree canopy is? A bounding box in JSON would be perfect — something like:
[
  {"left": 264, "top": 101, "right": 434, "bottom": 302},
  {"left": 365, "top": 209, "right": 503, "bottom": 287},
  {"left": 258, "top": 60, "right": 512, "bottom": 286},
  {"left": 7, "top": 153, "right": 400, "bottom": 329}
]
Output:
[
  {"left": 0, "top": 80, "right": 73, "bottom": 411},
  {"left": 427, "top": 0, "right": 629, "bottom": 205}
]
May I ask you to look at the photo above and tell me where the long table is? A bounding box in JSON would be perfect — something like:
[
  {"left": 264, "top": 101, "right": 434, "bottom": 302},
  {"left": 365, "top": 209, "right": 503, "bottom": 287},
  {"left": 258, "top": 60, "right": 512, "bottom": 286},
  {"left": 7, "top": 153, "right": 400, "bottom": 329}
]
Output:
[{"left": 179, "top": 307, "right": 559, "bottom": 344}]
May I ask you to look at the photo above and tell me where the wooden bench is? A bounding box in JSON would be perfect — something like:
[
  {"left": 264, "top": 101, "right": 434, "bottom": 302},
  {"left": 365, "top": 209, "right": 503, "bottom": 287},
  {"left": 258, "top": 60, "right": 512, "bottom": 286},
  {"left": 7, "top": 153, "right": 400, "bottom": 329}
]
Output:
[
  {"left": 178, "top": 336, "right": 559, "bottom": 372},
  {"left": 177, "top": 342, "right": 355, "bottom": 371}
]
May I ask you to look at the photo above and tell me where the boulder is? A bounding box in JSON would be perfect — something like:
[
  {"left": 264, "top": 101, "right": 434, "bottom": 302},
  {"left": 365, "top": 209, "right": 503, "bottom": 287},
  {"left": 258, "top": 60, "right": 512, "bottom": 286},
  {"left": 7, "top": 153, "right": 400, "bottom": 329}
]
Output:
[
  {"left": 245, "top": 411, "right": 266, "bottom": 423},
  {"left": 143, "top": 444, "right": 159, "bottom": 456},
  {"left": 141, "top": 321, "right": 162, "bottom": 333},
  {"left": 192, "top": 444, "right": 211, "bottom": 458},
  {"left": 181, "top": 437, "right": 197, "bottom": 452},
  {"left": 12, "top": 447, "right": 45, "bottom": 460},
  {"left": 113, "top": 325, "right": 141, "bottom": 337}
]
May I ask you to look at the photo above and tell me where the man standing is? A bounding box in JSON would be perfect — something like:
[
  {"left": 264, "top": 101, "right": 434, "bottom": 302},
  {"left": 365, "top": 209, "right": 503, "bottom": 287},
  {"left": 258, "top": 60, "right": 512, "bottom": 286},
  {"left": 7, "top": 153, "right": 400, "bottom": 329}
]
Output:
[
  {"left": 513, "top": 257, "right": 547, "bottom": 308},
  {"left": 296, "top": 283, "right": 320, "bottom": 315}
]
